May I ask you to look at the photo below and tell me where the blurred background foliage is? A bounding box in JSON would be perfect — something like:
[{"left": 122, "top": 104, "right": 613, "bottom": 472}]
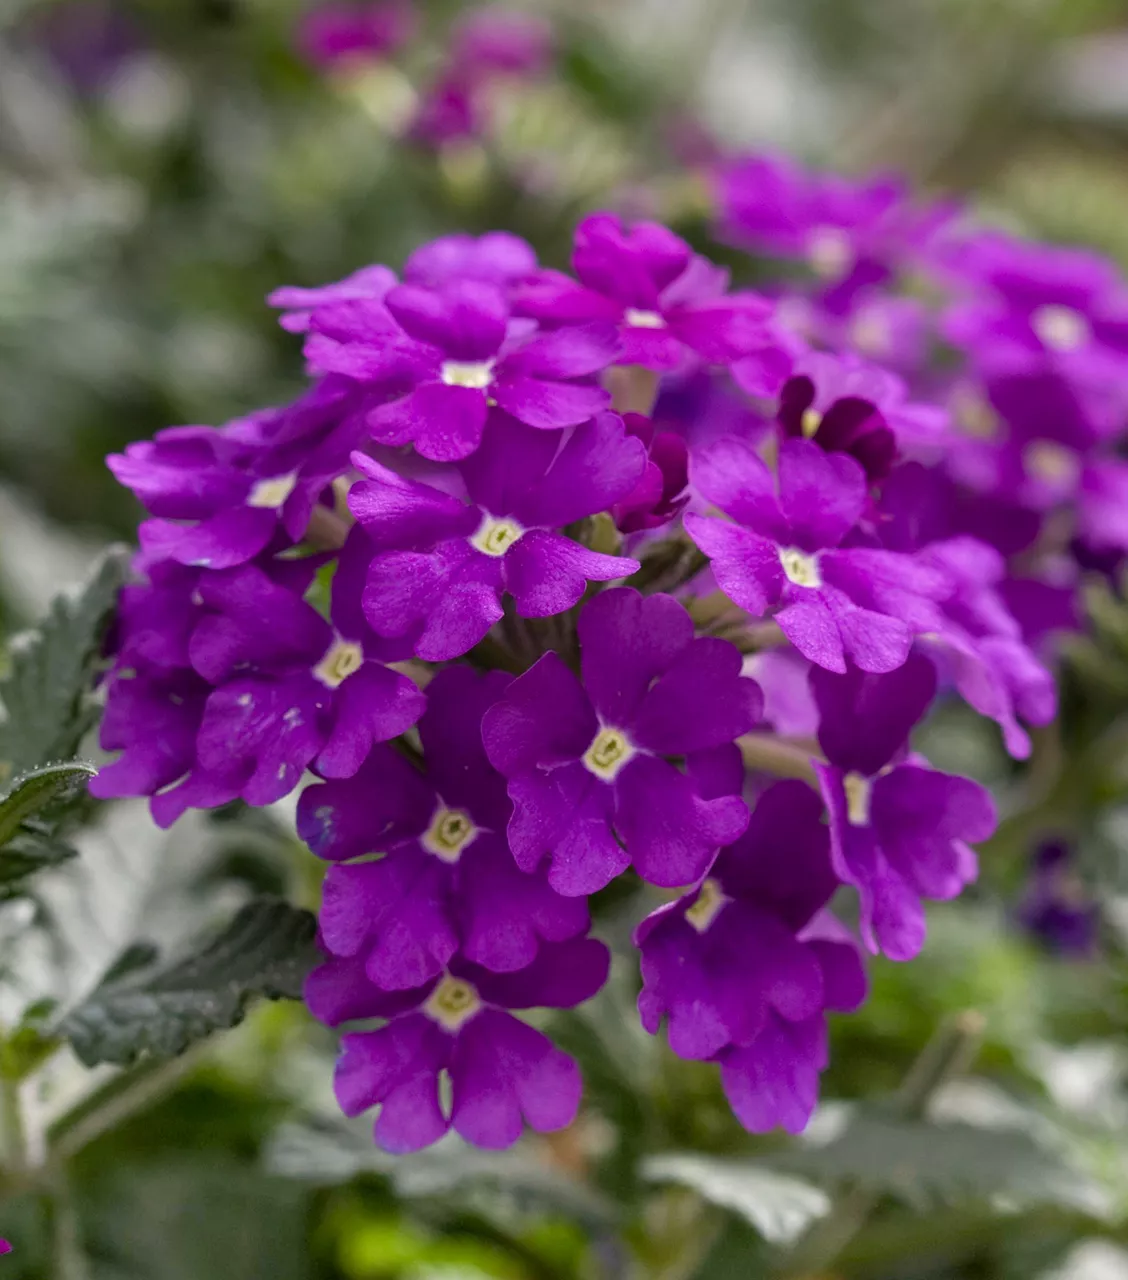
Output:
[{"left": 7, "top": 0, "right": 1128, "bottom": 1277}]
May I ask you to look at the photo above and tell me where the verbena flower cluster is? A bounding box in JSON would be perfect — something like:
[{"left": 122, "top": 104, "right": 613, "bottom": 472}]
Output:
[{"left": 94, "top": 148, "right": 1128, "bottom": 1153}]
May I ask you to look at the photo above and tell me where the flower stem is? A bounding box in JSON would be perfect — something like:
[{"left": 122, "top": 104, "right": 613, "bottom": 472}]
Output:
[
  {"left": 738, "top": 733, "right": 820, "bottom": 784},
  {"left": 0, "top": 1074, "right": 28, "bottom": 1179},
  {"left": 773, "top": 1011, "right": 985, "bottom": 1279}
]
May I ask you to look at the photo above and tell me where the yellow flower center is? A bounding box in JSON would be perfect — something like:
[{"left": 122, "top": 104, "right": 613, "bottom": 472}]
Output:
[
  {"left": 1031, "top": 304, "right": 1090, "bottom": 353},
  {"left": 470, "top": 514, "right": 524, "bottom": 557},
  {"left": 421, "top": 806, "right": 477, "bottom": 863},
  {"left": 800, "top": 408, "right": 823, "bottom": 438},
  {"left": 952, "top": 387, "right": 1001, "bottom": 441},
  {"left": 779, "top": 548, "right": 822, "bottom": 589},
  {"left": 684, "top": 877, "right": 729, "bottom": 934},
  {"left": 807, "top": 226, "right": 854, "bottom": 280},
  {"left": 850, "top": 311, "right": 890, "bottom": 356},
  {"left": 582, "top": 726, "right": 635, "bottom": 781},
  {"left": 424, "top": 975, "right": 482, "bottom": 1032},
  {"left": 843, "top": 771, "right": 872, "bottom": 826},
  {"left": 247, "top": 473, "right": 298, "bottom": 509},
  {"left": 1024, "top": 440, "right": 1079, "bottom": 485},
  {"left": 313, "top": 639, "right": 364, "bottom": 688},
  {"left": 624, "top": 308, "right": 666, "bottom": 329},
  {"left": 441, "top": 359, "right": 494, "bottom": 389}
]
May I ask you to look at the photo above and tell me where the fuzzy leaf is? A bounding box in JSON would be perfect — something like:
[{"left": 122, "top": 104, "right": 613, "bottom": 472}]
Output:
[
  {"left": 58, "top": 898, "right": 319, "bottom": 1067},
  {"left": 0, "top": 760, "right": 97, "bottom": 846},
  {"left": 769, "top": 1108, "right": 1112, "bottom": 1216},
  {"left": 642, "top": 1155, "right": 831, "bottom": 1245},
  {"left": 0, "top": 545, "right": 129, "bottom": 782}
]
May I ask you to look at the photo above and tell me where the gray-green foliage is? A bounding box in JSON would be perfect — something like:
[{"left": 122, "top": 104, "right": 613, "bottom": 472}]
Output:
[{"left": 59, "top": 898, "right": 320, "bottom": 1066}]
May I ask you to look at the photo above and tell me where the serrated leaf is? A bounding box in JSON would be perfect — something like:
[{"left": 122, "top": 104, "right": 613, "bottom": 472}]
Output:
[
  {"left": 57, "top": 898, "right": 319, "bottom": 1067},
  {"left": 642, "top": 1154, "right": 831, "bottom": 1246},
  {"left": 0, "top": 760, "right": 96, "bottom": 847},
  {"left": 0, "top": 544, "right": 129, "bottom": 781},
  {"left": 768, "top": 1108, "right": 1111, "bottom": 1216}
]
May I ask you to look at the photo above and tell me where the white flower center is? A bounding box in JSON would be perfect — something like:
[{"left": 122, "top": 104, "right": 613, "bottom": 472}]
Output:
[
  {"left": 1024, "top": 440, "right": 1079, "bottom": 485},
  {"left": 807, "top": 226, "right": 854, "bottom": 280},
  {"left": 952, "top": 387, "right": 1000, "bottom": 441},
  {"left": 247, "top": 473, "right": 298, "bottom": 509},
  {"left": 1031, "top": 305, "right": 1090, "bottom": 353},
  {"left": 684, "top": 877, "right": 730, "bottom": 934},
  {"left": 582, "top": 726, "right": 635, "bottom": 781},
  {"left": 470, "top": 513, "right": 524, "bottom": 557},
  {"left": 779, "top": 547, "right": 822, "bottom": 589},
  {"left": 441, "top": 359, "right": 494, "bottom": 389},
  {"left": 624, "top": 308, "right": 666, "bottom": 329},
  {"left": 843, "top": 771, "right": 872, "bottom": 826},
  {"left": 313, "top": 638, "right": 364, "bottom": 688},
  {"left": 424, "top": 974, "right": 482, "bottom": 1032},
  {"left": 420, "top": 806, "right": 478, "bottom": 863},
  {"left": 800, "top": 408, "right": 822, "bottom": 438}
]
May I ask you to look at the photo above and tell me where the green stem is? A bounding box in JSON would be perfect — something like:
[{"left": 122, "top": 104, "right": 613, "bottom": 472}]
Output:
[
  {"left": 43, "top": 1171, "right": 90, "bottom": 1280},
  {"left": 738, "top": 734, "right": 820, "bottom": 784},
  {"left": 0, "top": 1074, "right": 28, "bottom": 1178},
  {"left": 774, "top": 1012, "right": 985, "bottom": 1279}
]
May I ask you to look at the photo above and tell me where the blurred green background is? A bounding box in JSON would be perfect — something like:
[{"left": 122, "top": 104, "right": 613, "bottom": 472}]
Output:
[{"left": 6, "top": 1, "right": 1128, "bottom": 1278}]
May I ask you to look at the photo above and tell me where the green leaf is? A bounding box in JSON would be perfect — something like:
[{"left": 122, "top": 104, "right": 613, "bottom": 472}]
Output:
[
  {"left": 266, "top": 1120, "right": 615, "bottom": 1228},
  {"left": 0, "top": 760, "right": 96, "bottom": 846},
  {"left": 768, "top": 1108, "right": 1112, "bottom": 1216},
  {"left": 0, "top": 545, "right": 129, "bottom": 782},
  {"left": 57, "top": 898, "right": 319, "bottom": 1067},
  {"left": 642, "top": 1154, "right": 831, "bottom": 1246}
]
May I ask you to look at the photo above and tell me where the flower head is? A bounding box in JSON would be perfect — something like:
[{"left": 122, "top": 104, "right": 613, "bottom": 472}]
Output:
[{"left": 482, "top": 588, "right": 762, "bottom": 893}]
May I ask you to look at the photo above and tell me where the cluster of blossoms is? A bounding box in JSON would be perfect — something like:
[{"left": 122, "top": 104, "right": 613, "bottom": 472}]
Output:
[
  {"left": 297, "top": 1, "right": 552, "bottom": 149},
  {"left": 95, "top": 146, "right": 1128, "bottom": 1151}
]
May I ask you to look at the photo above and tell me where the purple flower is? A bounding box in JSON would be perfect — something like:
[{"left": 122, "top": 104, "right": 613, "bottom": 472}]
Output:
[
  {"left": 515, "top": 213, "right": 783, "bottom": 374},
  {"left": 481, "top": 588, "right": 761, "bottom": 894},
  {"left": 306, "top": 937, "right": 609, "bottom": 1152},
  {"left": 713, "top": 154, "right": 918, "bottom": 298},
  {"left": 685, "top": 437, "right": 951, "bottom": 674},
  {"left": 296, "top": 1, "right": 415, "bottom": 69},
  {"left": 452, "top": 7, "right": 553, "bottom": 77},
  {"left": 409, "top": 75, "right": 480, "bottom": 146},
  {"left": 1016, "top": 840, "right": 1098, "bottom": 957},
  {"left": 268, "top": 265, "right": 397, "bottom": 334},
  {"left": 611, "top": 413, "right": 690, "bottom": 533},
  {"left": 1079, "top": 458, "right": 1128, "bottom": 554},
  {"left": 298, "top": 666, "right": 588, "bottom": 989},
  {"left": 810, "top": 654, "right": 997, "bottom": 960},
  {"left": 343, "top": 280, "right": 619, "bottom": 460},
  {"left": 404, "top": 232, "right": 537, "bottom": 289},
  {"left": 942, "top": 231, "right": 1128, "bottom": 395},
  {"left": 115, "top": 385, "right": 363, "bottom": 571},
  {"left": 348, "top": 411, "right": 644, "bottom": 660},
  {"left": 776, "top": 351, "right": 948, "bottom": 482}
]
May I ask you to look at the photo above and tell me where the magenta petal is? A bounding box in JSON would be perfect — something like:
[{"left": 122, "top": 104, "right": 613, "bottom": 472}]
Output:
[
  {"left": 482, "top": 651, "right": 596, "bottom": 775},
  {"left": 577, "top": 588, "right": 694, "bottom": 727},
  {"left": 823, "top": 589, "right": 913, "bottom": 674},
  {"left": 777, "top": 438, "right": 866, "bottom": 549},
  {"left": 385, "top": 280, "right": 507, "bottom": 359},
  {"left": 689, "top": 437, "right": 784, "bottom": 534},
  {"left": 720, "top": 1015, "right": 826, "bottom": 1135},
  {"left": 468, "top": 936, "right": 611, "bottom": 1009},
  {"left": 811, "top": 653, "right": 937, "bottom": 775},
  {"left": 775, "top": 594, "right": 847, "bottom": 673},
  {"left": 316, "top": 664, "right": 425, "bottom": 778},
  {"left": 305, "top": 955, "right": 430, "bottom": 1026},
  {"left": 507, "top": 769, "right": 628, "bottom": 895},
  {"left": 615, "top": 755, "right": 749, "bottom": 887},
  {"left": 631, "top": 636, "right": 762, "bottom": 755},
  {"left": 458, "top": 838, "right": 589, "bottom": 972},
  {"left": 505, "top": 532, "right": 637, "bottom": 617},
  {"left": 450, "top": 1010, "right": 581, "bottom": 1148},
  {"left": 684, "top": 515, "right": 783, "bottom": 618},
  {"left": 297, "top": 746, "right": 433, "bottom": 861},
  {"left": 348, "top": 457, "right": 477, "bottom": 548},
  {"left": 504, "top": 322, "right": 621, "bottom": 379},
  {"left": 491, "top": 375, "right": 610, "bottom": 430},
  {"left": 510, "top": 410, "right": 648, "bottom": 528},
  {"left": 139, "top": 507, "right": 276, "bottom": 570},
  {"left": 392, "top": 382, "right": 490, "bottom": 461}
]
